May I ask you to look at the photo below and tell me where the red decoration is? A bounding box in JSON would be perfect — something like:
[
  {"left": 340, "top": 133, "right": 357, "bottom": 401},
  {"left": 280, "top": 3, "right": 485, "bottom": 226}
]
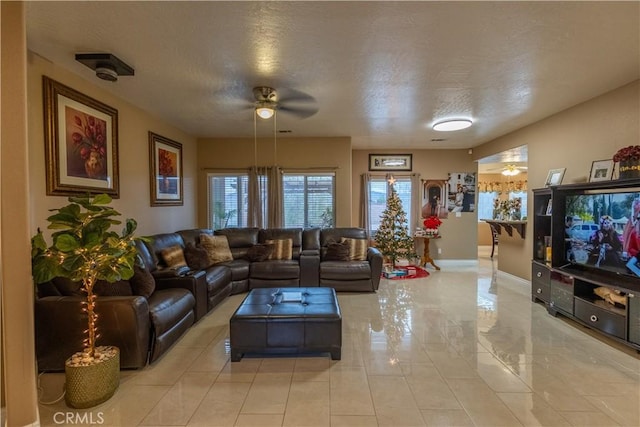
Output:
[
  {"left": 613, "top": 145, "right": 640, "bottom": 162},
  {"left": 423, "top": 215, "right": 442, "bottom": 229}
]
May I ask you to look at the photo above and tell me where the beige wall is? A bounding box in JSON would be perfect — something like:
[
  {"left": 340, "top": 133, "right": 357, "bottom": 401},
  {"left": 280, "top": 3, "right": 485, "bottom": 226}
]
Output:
[
  {"left": 197, "top": 136, "right": 352, "bottom": 227},
  {"left": 352, "top": 149, "right": 479, "bottom": 260},
  {"left": 474, "top": 80, "right": 640, "bottom": 279},
  {"left": 1, "top": 2, "right": 39, "bottom": 425},
  {"left": 27, "top": 52, "right": 199, "bottom": 238}
]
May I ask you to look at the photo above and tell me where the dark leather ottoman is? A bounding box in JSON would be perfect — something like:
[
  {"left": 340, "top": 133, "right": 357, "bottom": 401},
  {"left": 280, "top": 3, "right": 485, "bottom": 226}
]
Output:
[{"left": 229, "top": 287, "right": 342, "bottom": 361}]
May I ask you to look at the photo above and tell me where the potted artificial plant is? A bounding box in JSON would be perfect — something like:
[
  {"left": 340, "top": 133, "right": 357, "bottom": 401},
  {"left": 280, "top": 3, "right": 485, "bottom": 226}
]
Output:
[{"left": 31, "top": 194, "right": 139, "bottom": 408}]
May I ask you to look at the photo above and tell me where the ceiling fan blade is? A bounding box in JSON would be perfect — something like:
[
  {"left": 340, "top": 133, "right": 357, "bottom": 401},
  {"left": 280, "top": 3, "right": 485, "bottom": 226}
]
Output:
[
  {"left": 278, "top": 104, "right": 319, "bottom": 119},
  {"left": 277, "top": 88, "right": 316, "bottom": 104}
]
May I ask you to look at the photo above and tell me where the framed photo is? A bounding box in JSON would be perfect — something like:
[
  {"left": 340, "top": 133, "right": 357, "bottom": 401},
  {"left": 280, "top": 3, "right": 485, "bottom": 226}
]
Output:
[
  {"left": 43, "top": 76, "right": 119, "bottom": 197},
  {"left": 447, "top": 172, "right": 476, "bottom": 213},
  {"left": 546, "top": 199, "right": 553, "bottom": 216},
  {"left": 545, "top": 168, "right": 566, "bottom": 186},
  {"left": 149, "top": 132, "right": 183, "bottom": 206},
  {"left": 369, "top": 154, "right": 412, "bottom": 171},
  {"left": 421, "top": 179, "right": 449, "bottom": 219},
  {"left": 589, "top": 159, "right": 614, "bottom": 182}
]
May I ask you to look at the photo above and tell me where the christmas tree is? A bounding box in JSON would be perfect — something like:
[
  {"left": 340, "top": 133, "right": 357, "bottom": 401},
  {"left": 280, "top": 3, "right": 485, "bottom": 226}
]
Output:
[{"left": 374, "top": 180, "right": 417, "bottom": 266}]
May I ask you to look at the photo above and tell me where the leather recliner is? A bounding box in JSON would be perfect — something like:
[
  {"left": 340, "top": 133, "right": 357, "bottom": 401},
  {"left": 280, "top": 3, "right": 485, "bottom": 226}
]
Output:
[{"left": 34, "top": 243, "right": 196, "bottom": 371}]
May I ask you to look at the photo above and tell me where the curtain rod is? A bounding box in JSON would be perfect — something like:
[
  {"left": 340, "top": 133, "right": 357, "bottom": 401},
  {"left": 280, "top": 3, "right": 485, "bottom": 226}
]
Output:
[{"left": 201, "top": 166, "right": 340, "bottom": 171}]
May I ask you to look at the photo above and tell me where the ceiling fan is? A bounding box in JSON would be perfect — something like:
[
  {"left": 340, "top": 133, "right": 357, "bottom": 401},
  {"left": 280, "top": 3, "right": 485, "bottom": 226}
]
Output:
[
  {"left": 485, "top": 164, "right": 528, "bottom": 176},
  {"left": 499, "top": 164, "right": 528, "bottom": 176},
  {"left": 251, "top": 86, "right": 318, "bottom": 120}
]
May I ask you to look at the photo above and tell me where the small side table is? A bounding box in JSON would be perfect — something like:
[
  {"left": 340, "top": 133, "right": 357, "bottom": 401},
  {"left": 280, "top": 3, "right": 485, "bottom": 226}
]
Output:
[{"left": 414, "top": 235, "right": 441, "bottom": 271}]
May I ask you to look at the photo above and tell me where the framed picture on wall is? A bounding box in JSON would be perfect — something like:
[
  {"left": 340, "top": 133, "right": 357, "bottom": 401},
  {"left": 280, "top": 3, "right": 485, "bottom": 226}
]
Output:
[
  {"left": 43, "top": 76, "right": 120, "bottom": 197},
  {"left": 421, "top": 179, "right": 449, "bottom": 219},
  {"left": 149, "top": 132, "right": 183, "bottom": 206},
  {"left": 369, "top": 154, "right": 412, "bottom": 171}
]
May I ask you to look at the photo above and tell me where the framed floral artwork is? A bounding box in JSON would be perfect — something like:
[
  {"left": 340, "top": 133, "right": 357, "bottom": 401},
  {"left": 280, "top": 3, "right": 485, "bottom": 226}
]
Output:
[
  {"left": 149, "top": 132, "right": 183, "bottom": 206},
  {"left": 43, "top": 76, "right": 119, "bottom": 197}
]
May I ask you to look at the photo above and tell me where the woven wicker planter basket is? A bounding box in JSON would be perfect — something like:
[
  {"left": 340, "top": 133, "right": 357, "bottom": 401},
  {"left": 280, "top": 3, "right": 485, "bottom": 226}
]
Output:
[
  {"left": 65, "top": 346, "right": 120, "bottom": 409},
  {"left": 619, "top": 160, "right": 640, "bottom": 179}
]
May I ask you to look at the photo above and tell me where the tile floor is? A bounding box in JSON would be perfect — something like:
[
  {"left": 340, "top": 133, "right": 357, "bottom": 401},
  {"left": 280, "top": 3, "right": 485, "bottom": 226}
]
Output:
[{"left": 37, "top": 248, "right": 640, "bottom": 426}]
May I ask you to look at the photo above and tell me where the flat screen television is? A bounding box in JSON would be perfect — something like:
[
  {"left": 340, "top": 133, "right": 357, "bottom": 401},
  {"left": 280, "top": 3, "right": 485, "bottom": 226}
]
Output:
[{"left": 564, "top": 189, "right": 640, "bottom": 279}]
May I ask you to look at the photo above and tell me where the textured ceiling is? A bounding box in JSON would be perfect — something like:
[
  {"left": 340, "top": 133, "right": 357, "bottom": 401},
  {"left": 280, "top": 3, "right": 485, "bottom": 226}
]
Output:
[{"left": 26, "top": 1, "right": 640, "bottom": 156}]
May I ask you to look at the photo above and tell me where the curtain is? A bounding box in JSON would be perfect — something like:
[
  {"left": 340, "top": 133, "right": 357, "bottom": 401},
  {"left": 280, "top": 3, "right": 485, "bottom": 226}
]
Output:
[
  {"left": 411, "top": 173, "right": 421, "bottom": 230},
  {"left": 268, "top": 166, "right": 283, "bottom": 228},
  {"left": 360, "top": 173, "right": 372, "bottom": 237},
  {"left": 247, "top": 166, "right": 262, "bottom": 227},
  {"left": 248, "top": 165, "right": 282, "bottom": 228}
]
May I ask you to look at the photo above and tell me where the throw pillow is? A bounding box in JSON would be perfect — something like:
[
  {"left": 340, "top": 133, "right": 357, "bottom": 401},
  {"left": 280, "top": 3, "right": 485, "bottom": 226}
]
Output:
[
  {"left": 324, "top": 241, "right": 351, "bottom": 261},
  {"left": 184, "top": 242, "right": 211, "bottom": 270},
  {"left": 51, "top": 277, "right": 83, "bottom": 296},
  {"left": 93, "top": 279, "right": 133, "bottom": 296},
  {"left": 265, "top": 238, "right": 293, "bottom": 260},
  {"left": 129, "top": 265, "right": 156, "bottom": 298},
  {"left": 200, "top": 234, "right": 234, "bottom": 265},
  {"left": 160, "top": 245, "right": 187, "bottom": 268},
  {"left": 245, "top": 243, "right": 275, "bottom": 262},
  {"left": 340, "top": 237, "right": 368, "bottom": 261}
]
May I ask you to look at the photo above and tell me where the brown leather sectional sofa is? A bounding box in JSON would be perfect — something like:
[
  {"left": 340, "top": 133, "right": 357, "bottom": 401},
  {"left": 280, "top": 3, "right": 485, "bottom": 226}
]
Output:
[{"left": 35, "top": 227, "right": 382, "bottom": 371}]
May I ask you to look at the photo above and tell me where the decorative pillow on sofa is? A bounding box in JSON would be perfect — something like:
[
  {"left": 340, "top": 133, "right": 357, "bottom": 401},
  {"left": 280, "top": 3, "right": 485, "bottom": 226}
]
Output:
[
  {"left": 160, "top": 245, "right": 188, "bottom": 268},
  {"left": 52, "top": 277, "right": 84, "bottom": 296},
  {"left": 245, "top": 243, "right": 275, "bottom": 262},
  {"left": 129, "top": 265, "right": 156, "bottom": 298},
  {"left": 200, "top": 234, "right": 234, "bottom": 264},
  {"left": 265, "top": 239, "right": 293, "bottom": 260},
  {"left": 184, "top": 242, "right": 211, "bottom": 270},
  {"left": 93, "top": 279, "right": 133, "bottom": 296},
  {"left": 324, "top": 241, "right": 351, "bottom": 261},
  {"left": 340, "top": 238, "right": 368, "bottom": 261}
]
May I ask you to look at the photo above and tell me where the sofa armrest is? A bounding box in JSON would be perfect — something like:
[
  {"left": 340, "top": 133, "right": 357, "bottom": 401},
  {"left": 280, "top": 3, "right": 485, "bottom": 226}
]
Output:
[
  {"left": 35, "top": 295, "right": 150, "bottom": 371},
  {"left": 300, "top": 250, "right": 320, "bottom": 286},
  {"left": 367, "top": 247, "right": 383, "bottom": 291},
  {"left": 154, "top": 271, "right": 208, "bottom": 321}
]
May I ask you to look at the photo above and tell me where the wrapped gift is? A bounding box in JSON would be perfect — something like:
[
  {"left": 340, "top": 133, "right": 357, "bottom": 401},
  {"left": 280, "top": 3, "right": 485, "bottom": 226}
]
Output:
[{"left": 405, "top": 266, "right": 417, "bottom": 276}]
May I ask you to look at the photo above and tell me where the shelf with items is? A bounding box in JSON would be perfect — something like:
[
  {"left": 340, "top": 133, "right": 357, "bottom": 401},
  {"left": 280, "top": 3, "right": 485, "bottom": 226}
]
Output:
[{"left": 536, "top": 178, "right": 640, "bottom": 351}]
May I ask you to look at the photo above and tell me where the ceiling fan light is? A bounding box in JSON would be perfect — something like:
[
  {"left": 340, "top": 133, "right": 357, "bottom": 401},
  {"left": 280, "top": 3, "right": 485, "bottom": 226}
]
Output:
[
  {"left": 502, "top": 168, "right": 520, "bottom": 176},
  {"left": 256, "top": 106, "right": 275, "bottom": 119},
  {"left": 433, "top": 119, "right": 473, "bottom": 131}
]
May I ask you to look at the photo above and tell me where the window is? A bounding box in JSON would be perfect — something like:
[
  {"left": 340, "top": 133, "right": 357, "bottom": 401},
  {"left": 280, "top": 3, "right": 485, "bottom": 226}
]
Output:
[
  {"left": 283, "top": 173, "right": 335, "bottom": 228},
  {"left": 208, "top": 174, "right": 249, "bottom": 229},
  {"left": 509, "top": 191, "right": 527, "bottom": 217},
  {"left": 208, "top": 173, "right": 268, "bottom": 229},
  {"left": 476, "top": 190, "right": 528, "bottom": 221},
  {"left": 368, "top": 176, "right": 412, "bottom": 235},
  {"left": 477, "top": 191, "right": 498, "bottom": 220}
]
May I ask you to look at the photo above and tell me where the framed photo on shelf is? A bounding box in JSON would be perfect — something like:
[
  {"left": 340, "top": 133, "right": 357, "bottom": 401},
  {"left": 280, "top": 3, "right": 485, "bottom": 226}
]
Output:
[
  {"left": 546, "top": 199, "right": 553, "bottom": 216},
  {"left": 43, "top": 76, "right": 119, "bottom": 197},
  {"left": 589, "top": 159, "right": 614, "bottom": 182},
  {"left": 369, "top": 154, "right": 412, "bottom": 171},
  {"left": 149, "top": 132, "right": 183, "bottom": 206},
  {"left": 545, "top": 168, "right": 566, "bottom": 186}
]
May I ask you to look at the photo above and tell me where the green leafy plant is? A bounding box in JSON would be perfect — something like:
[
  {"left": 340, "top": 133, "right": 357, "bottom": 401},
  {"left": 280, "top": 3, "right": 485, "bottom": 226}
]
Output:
[{"left": 31, "top": 194, "right": 140, "bottom": 359}]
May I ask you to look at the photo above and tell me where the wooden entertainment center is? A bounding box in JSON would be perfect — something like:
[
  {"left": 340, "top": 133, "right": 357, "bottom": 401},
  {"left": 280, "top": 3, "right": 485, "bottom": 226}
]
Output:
[{"left": 531, "top": 179, "right": 640, "bottom": 351}]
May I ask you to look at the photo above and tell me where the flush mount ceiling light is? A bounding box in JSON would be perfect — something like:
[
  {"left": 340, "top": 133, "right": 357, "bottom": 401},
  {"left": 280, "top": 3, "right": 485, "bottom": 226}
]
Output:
[
  {"left": 433, "top": 119, "right": 473, "bottom": 131},
  {"left": 75, "top": 53, "right": 134, "bottom": 82}
]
